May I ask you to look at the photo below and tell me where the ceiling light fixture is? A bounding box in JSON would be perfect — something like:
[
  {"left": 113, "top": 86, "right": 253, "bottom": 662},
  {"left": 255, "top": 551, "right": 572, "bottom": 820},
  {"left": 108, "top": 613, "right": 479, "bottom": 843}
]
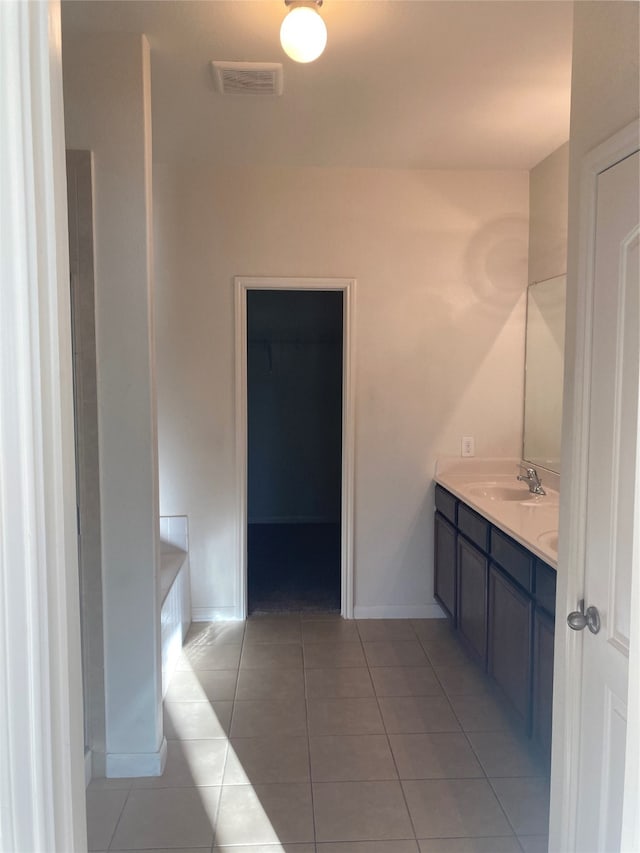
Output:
[{"left": 280, "top": 0, "right": 327, "bottom": 64}]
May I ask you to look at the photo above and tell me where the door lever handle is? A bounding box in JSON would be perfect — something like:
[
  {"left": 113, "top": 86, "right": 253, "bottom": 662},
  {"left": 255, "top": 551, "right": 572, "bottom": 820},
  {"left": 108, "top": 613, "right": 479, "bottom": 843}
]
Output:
[{"left": 567, "top": 599, "right": 601, "bottom": 634}]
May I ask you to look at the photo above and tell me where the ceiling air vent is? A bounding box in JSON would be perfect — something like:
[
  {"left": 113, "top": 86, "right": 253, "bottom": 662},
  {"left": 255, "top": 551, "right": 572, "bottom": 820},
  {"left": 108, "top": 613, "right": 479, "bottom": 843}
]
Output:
[{"left": 210, "top": 61, "right": 283, "bottom": 96}]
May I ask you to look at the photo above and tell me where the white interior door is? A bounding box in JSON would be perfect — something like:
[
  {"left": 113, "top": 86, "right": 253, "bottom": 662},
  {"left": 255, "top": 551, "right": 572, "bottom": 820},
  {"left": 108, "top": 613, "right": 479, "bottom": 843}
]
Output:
[{"left": 573, "top": 149, "right": 640, "bottom": 852}]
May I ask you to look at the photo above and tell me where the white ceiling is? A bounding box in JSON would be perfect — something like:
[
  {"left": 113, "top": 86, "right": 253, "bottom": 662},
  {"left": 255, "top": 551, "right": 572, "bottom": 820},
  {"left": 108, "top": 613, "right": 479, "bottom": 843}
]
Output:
[{"left": 61, "top": 0, "right": 573, "bottom": 170}]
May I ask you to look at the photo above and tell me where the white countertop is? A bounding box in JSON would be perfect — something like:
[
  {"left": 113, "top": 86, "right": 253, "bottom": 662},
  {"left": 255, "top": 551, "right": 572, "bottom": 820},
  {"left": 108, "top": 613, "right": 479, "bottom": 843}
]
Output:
[{"left": 434, "top": 458, "right": 559, "bottom": 569}]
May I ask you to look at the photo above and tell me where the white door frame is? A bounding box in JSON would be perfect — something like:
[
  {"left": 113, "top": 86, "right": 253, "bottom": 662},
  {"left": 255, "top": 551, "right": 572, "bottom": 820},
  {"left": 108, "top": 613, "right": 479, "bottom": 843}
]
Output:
[
  {"left": 549, "top": 119, "right": 640, "bottom": 852},
  {"left": 0, "top": 1, "right": 86, "bottom": 848},
  {"left": 234, "top": 276, "right": 356, "bottom": 620}
]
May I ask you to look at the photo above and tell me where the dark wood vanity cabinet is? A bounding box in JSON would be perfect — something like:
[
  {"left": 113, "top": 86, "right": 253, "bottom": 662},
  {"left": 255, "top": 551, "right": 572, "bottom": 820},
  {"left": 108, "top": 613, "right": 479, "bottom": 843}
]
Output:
[
  {"left": 434, "top": 512, "right": 457, "bottom": 624},
  {"left": 488, "top": 565, "right": 533, "bottom": 726},
  {"left": 532, "top": 596, "right": 555, "bottom": 765},
  {"left": 434, "top": 485, "right": 459, "bottom": 624},
  {"left": 434, "top": 484, "right": 556, "bottom": 758},
  {"left": 455, "top": 501, "right": 490, "bottom": 665},
  {"left": 457, "top": 536, "right": 489, "bottom": 665},
  {"left": 487, "top": 528, "right": 535, "bottom": 728}
]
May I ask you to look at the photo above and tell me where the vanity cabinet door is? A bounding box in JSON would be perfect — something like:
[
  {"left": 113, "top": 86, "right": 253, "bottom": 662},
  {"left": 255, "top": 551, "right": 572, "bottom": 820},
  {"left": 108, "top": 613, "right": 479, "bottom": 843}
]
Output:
[
  {"left": 532, "top": 607, "right": 555, "bottom": 766},
  {"left": 457, "top": 536, "right": 488, "bottom": 666},
  {"left": 434, "top": 511, "right": 457, "bottom": 624},
  {"left": 488, "top": 565, "right": 533, "bottom": 728}
]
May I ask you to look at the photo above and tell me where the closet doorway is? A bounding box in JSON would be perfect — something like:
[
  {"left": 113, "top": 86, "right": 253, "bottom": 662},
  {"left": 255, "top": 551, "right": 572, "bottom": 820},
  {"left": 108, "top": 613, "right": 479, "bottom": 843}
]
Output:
[{"left": 235, "top": 277, "right": 356, "bottom": 618}]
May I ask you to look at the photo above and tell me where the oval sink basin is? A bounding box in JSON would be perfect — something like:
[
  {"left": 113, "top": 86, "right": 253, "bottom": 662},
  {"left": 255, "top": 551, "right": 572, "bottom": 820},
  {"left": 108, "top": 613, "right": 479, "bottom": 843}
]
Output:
[
  {"left": 538, "top": 530, "right": 559, "bottom": 552},
  {"left": 467, "top": 483, "right": 535, "bottom": 502}
]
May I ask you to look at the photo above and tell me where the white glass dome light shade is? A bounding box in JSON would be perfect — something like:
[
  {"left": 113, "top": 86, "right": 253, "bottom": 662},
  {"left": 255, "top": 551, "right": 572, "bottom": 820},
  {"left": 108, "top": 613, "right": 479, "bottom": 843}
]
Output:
[{"left": 280, "top": 4, "right": 327, "bottom": 64}]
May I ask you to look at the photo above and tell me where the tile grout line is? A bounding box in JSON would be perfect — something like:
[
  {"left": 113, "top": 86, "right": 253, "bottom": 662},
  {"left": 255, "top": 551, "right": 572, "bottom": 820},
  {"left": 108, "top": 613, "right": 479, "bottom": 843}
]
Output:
[
  {"left": 416, "top": 627, "right": 535, "bottom": 845},
  {"left": 211, "top": 626, "right": 244, "bottom": 850},
  {"left": 300, "top": 613, "right": 318, "bottom": 853},
  {"left": 303, "top": 633, "right": 320, "bottom": 848},
  {"left": 176, "top": 617, "right": 544, "bottom": 851},
  {"left": 416, "top": 628, "right": 528, "bottom": 848},
  {"left": 234, "top": 613, "right": 315, "bottom": 844},
  {"left": 209, "top": 621, "right": 247, "bottom": 851},
  {"left": 487, "top": 775, "right": 547, "bottom": 843},
  {"left": 210, "top": 747, "right": 230, "bottom": 850},
  {"left": 418, "top": 626, "right": 496, "bottom": 784},
  {"left": 227, "top": 620, "right": 247, "bottom": 731},
  {"left": 415, "top": 628, "right": 470, "bottom": 737},
  {"left": 104, "top": 784, "right": 133, "bottom": 852}
]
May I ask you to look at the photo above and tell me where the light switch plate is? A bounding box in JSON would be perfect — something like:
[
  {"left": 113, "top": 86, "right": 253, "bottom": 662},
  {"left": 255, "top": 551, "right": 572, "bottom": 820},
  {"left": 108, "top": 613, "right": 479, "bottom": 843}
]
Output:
[{"left": 461, "top": 435, "right": 475, "bottom": 457}]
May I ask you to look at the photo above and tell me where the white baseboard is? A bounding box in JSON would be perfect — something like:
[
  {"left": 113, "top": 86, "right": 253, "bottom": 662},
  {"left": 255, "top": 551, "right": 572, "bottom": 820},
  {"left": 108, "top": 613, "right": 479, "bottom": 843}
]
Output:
[
  {"left": 105, "top": 737, "right": 167, "bottom": 778},
  {"left": 192, "top": 605, "right": 446, "bottom": 621},
  {"left": 192, "top": 606, "right": 242, "bottom": 622},
  {"left": 353, "top": 603, "right": 446, "bottom": 620},
  {"left": 92, "top": 749, "right": 106, "bottom": 779}
]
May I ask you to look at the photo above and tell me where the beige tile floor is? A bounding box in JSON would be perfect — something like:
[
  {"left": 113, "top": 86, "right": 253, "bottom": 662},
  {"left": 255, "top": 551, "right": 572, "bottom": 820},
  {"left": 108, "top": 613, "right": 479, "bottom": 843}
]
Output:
[{"left": 87, "top": 614, "right": 550, "bottom": 853}]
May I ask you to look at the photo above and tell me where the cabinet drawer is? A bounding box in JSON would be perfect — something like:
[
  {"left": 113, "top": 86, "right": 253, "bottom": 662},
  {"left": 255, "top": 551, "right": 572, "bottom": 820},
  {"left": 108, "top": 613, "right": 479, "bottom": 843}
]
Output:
[
  {"left": 435, "top": 485, "right": 457, "bottom": 526},
  {"left": 490, "top": 528, "right": 534, "bottom": 593},
  {"left": 534, "top": 560, "right": 557, "bottom": 616},
  {"left": 458, "top": 503, "right": 490, "bottom": 552}
]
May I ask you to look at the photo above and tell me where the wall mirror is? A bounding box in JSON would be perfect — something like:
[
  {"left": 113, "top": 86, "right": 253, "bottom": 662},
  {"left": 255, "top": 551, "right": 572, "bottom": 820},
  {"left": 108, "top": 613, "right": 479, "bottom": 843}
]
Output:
[{"left": 522, "top": 274, "right": 566, "bottom": 474}]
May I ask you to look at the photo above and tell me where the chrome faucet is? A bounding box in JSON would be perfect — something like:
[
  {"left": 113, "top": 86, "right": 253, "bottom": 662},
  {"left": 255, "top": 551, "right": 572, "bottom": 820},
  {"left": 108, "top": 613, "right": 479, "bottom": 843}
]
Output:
[{"left": 517, "top": 465, "right": 546, "bottom": 495}]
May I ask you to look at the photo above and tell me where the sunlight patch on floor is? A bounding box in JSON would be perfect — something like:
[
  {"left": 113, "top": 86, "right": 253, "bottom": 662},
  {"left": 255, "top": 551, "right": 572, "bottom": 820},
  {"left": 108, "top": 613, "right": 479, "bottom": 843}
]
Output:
[{"left": 165, "top": 657, "right": 287, "bottom": 849}]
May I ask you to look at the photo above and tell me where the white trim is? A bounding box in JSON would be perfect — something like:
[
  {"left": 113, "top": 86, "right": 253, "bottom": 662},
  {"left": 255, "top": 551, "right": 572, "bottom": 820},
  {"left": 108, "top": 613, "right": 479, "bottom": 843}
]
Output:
[
  {"left": 354, "top": 604, "right": 446, "bottom": 620},
  {"left": 84, "top": 750, "right": 92, "bottom": 789},
  {"left": 550, "top": 119, "right": 640, "bottom": 853},
  {"left": 0, "top": 1, "right": 86, "bottom": 848},
  {"left": 105, "top": 738, "right": 167, "bottom": 779},
  {"left": 235, "top": 276, "right": 356, "bottom": 620},
  {"left": 192, "top": 606, "right": 243, "bottom": 622},
  {"left": 622, "top": 300, "right": 640, "bottom": 851},
  {"left": 234, "top": 280, "right": 249, "bottom": 620}
]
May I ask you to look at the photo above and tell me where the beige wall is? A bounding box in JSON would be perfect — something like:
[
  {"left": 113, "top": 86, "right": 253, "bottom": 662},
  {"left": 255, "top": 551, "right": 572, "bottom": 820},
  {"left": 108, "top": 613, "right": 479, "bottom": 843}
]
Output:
[
  {"left": 529, "top": 142, "right": 569, "bottom": 284},
  {"left": 155, "top": 165, "right": 529, "bottom": 618}
]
